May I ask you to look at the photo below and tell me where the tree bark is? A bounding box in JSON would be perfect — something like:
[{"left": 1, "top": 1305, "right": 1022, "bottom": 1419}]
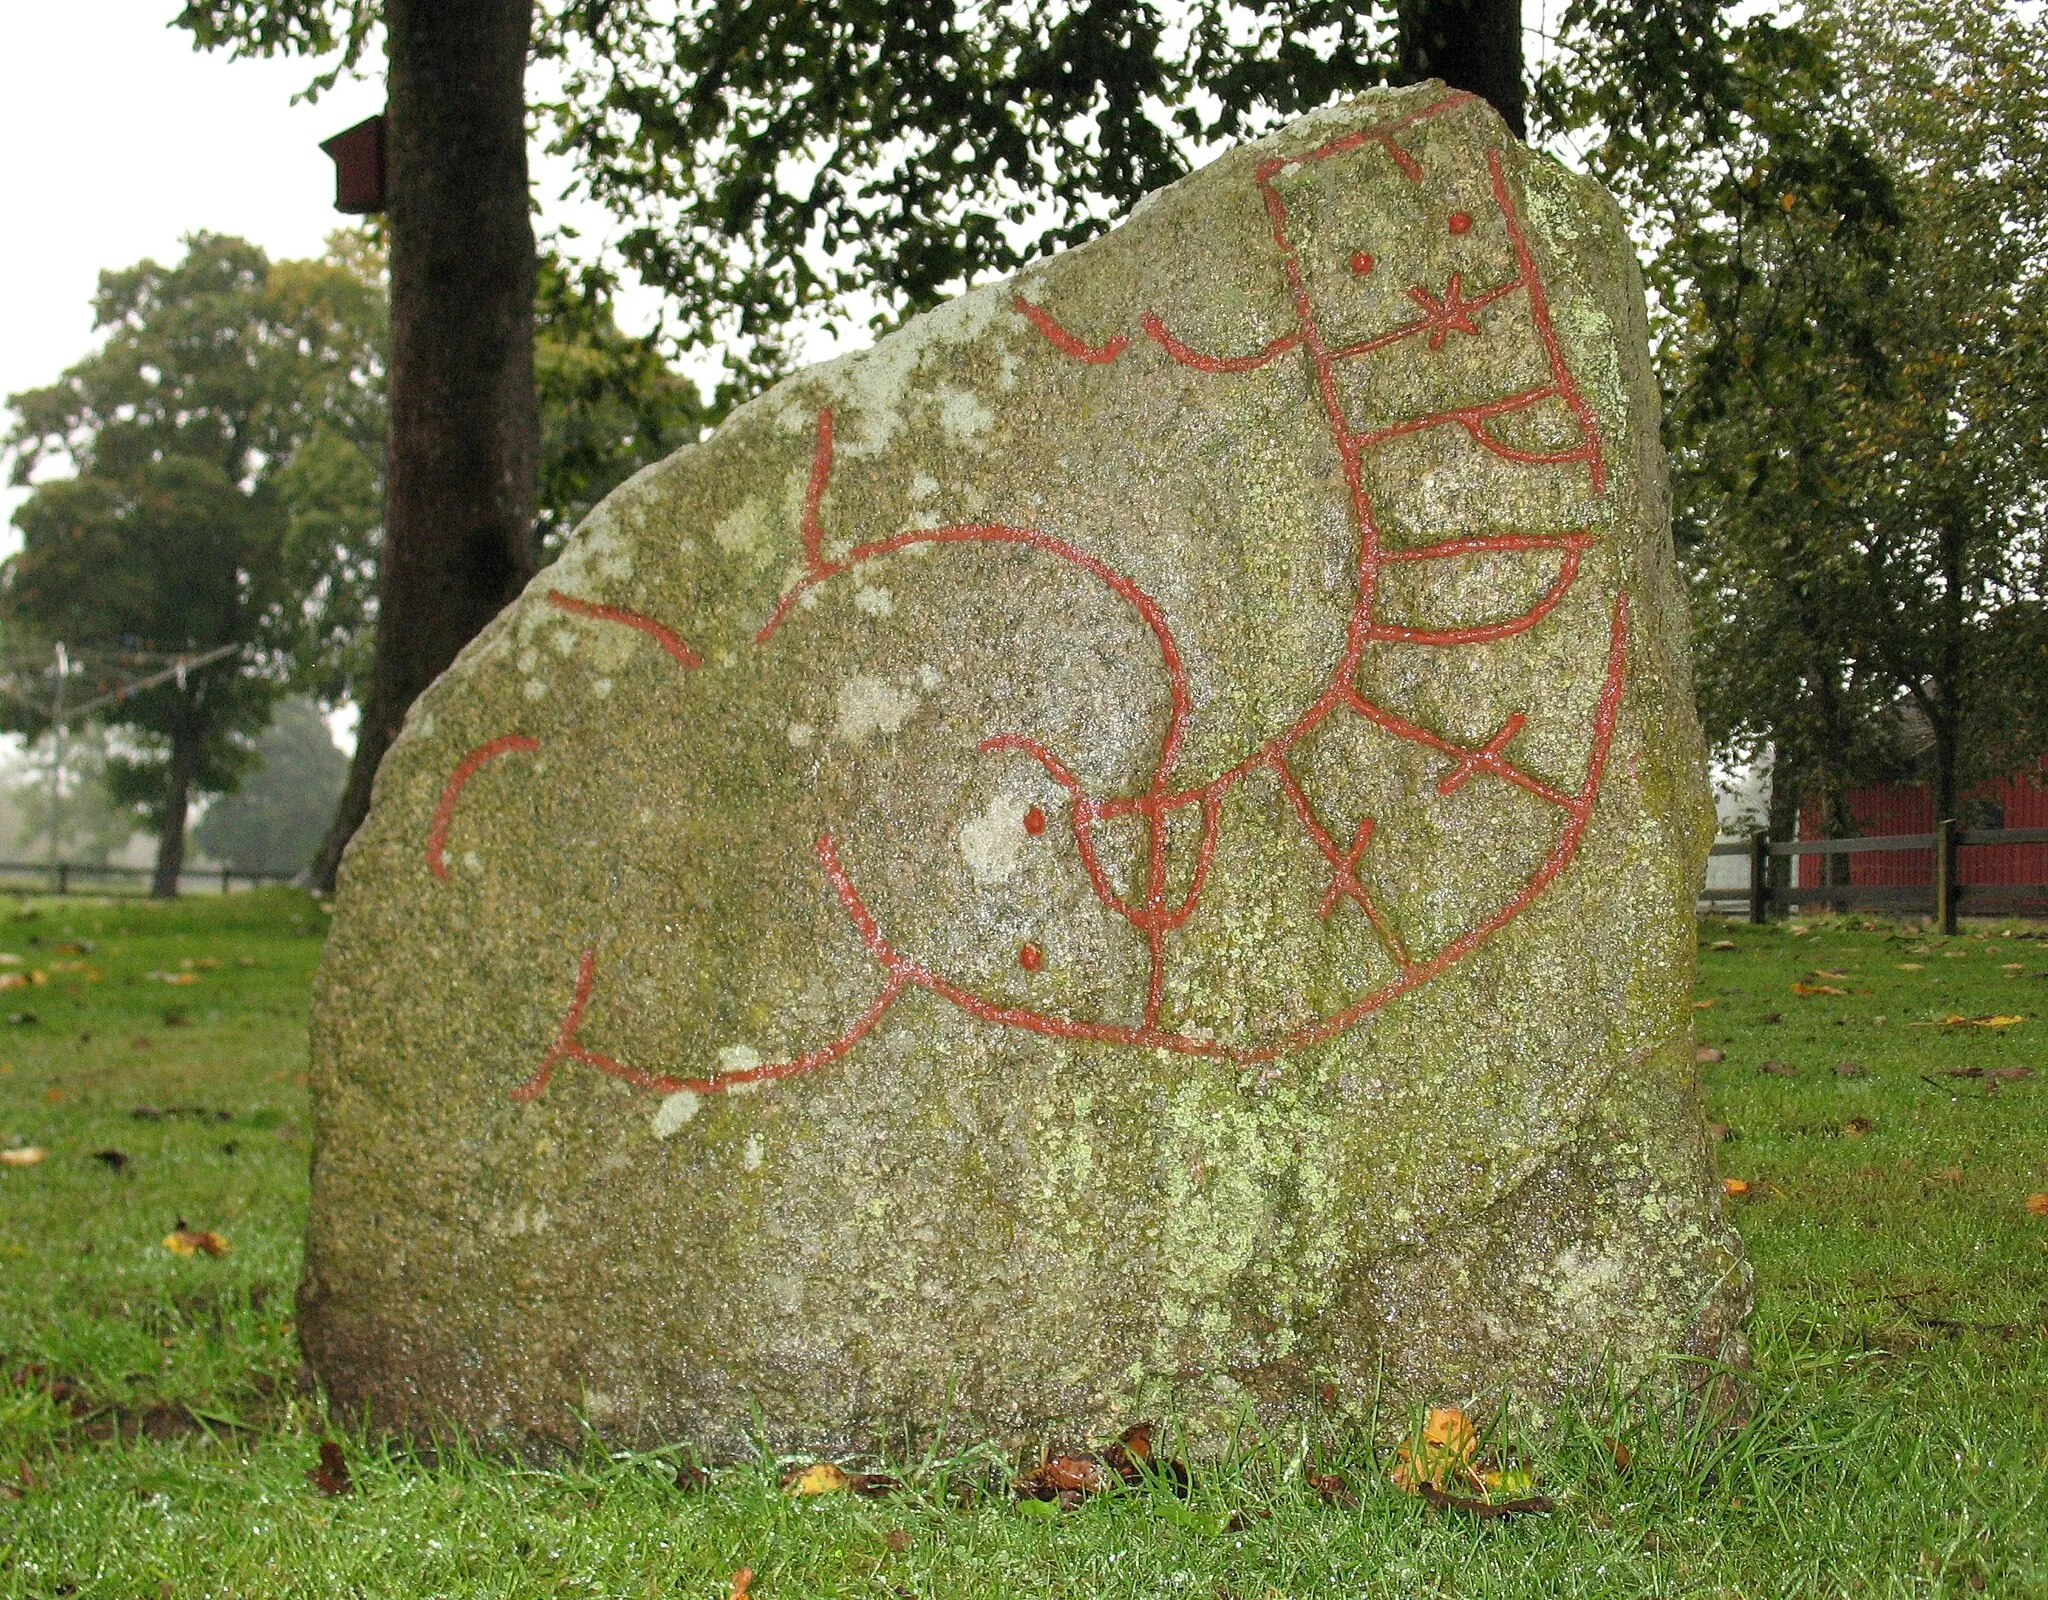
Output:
[
  {"left": 1396, "top": 0, "right": 1526, "bottom": 138},
  {"left": 310, "top": 0, "right": 540, "bottom": 892},
  {"left": 152, "top": 726, "right": 202, "bottom": 899}
]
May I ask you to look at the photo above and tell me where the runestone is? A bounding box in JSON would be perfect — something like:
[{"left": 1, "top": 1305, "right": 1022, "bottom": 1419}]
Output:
[{"left": 304, "top": 82, "right": 1749, "bottom": 1454}]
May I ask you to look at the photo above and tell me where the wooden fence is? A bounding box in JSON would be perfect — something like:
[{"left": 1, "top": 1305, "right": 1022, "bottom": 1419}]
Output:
[
  {"left": 0, "top": 861, "right": 299, "bottom": 897},
  {"left": 1702, "top": 823, "right": 2048, "bottom": 933}
]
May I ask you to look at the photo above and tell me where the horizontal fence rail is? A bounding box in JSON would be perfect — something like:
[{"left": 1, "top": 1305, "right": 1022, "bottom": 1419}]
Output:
[
  {"left": 1701, "top": 822, "right": 2048, "bottom": 932},
  {"left": 0, "top": 861, "right": 299, "bottom": 897}
]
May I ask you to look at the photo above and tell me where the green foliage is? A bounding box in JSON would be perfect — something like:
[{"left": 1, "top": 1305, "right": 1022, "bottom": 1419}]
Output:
[
  {"left": 533, "top": 253, "right": 704, "bottom": 557},
  {"left": 1, "top": 902, "right": 2046, "bottom": 1593},
  {"left": 0, "top": 233, "right": 385, "bottom": 867},
  {"left": 1661, "top": 0, "right": 2048, "bottom": 825},
  {"left": 193, "top": 697, "right": 349, "bottom": 876},
  {"left": 5, "top": 456, "right": 279, "bottom": 829},
  {"left": 175, "top": 1, "right": 1773, "bottom": 398}
]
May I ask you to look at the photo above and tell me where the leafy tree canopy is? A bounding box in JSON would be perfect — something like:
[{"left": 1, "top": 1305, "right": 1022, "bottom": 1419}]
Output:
[
  {"left": 193, "top": 695, "right": 350, "bottom": 875},
  {"left": 1, "top": 233, "right": 384, "bottom": 890},
  {"left": 177, "top": 0, "right": 1778, "bottom": 397},
  {"left": 1663, "top": 0, "right": 2048, "bottom": 828}
]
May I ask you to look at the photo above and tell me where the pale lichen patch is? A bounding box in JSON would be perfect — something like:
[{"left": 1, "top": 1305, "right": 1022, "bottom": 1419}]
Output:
[
  {"left": 958, "top": 792, "right": 1032, "bottom": 885},
  {"left": 651, "top": 1091, "right": 701, "bottom": 1139},
  {"left": 833, "top": 674, "right": 921, "bottom": 743}
]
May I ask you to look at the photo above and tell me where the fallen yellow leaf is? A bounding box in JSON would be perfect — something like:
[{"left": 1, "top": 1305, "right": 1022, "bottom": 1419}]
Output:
[
  {"left": 163, "top": 1228, "right": 230, "bottom": 1257},
  {"left": 0, "top": 1147, "right": 46, "bottom": 1167},
  {"left": 784, "top": 1462, "right": 851, "bottom": 1495},
  {"left": 0, "top": 974, "right": 28, "bottom": 992},
  {"left": 1693, "top": 999, "right": 1717, "bottom": 1010},
  {"left": 1941, "top": 1014, "right": 2024, "bottom": 1029},
  {"left": 1390, "top": 1405, "right": 1481, "bottom": 1494},
  {"left": 1723, "top": 1177, "right": 1750, "bottom": 1197},
  {"left": 1896, "top": 963, "right": 1924, "bottom": 971}
]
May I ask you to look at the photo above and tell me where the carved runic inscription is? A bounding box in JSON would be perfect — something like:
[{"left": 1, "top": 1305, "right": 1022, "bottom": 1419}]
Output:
[{"left": 427, "top": 90, "right": 1629, "bottom": 1101}]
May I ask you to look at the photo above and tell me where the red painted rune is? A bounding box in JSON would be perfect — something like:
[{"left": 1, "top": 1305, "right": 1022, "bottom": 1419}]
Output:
[{"left": 436, "top": 91, "right": 1634, "bottom": 1100}]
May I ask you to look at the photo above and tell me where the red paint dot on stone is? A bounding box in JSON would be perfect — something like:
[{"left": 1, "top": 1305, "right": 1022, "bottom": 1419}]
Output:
[
  {"left": 1023, "top": 804, "right": 1047, "bottom": 836},
  {"left": 1349, "top": 250, "right": 1376, "bottom": 276},
  {"left": 1448, "top": 211, "right": 1473, "bottom": 235},
  {"left": 1018, "top": 942, "right": 1044, "bottom": 972}
]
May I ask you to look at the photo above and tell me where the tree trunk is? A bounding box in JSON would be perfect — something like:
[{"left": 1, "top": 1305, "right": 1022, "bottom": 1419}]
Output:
[
  {"left": 152, "top": 727, "right": 202, "bottom": 899},
  {"left": 1395, "top": 0, "right": 1526, "bottom": 138},
  {"left": 1929, "top": 710, "right": 1960, "bottom": 832},
  {"left": 310, "top": 0, "right": 540, "bottom": 892}
]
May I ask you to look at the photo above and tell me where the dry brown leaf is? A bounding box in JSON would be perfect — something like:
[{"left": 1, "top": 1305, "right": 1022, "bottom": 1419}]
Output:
[
  {"left": 1723, "top": 1177, "right": 1750, "bottom": 1197},
  {"left": 728, "top": 1569, "right": 754, "bottom": 1600},
  {"left": 884, "top": 1527, "right": 911, "bottom": 1553},
  {"left": 1934, "top": 1167, "right": 1965, "bottom": 1187},
  {"left": 162, "top": 1228, "right": 230, "bottom": 1258},
  {"left": 307, "top": 1440, "right": 351, "bottom": 1496},
  {"left": 1417, "top": 1483, "right": 1554, "bottom": 1518},
  {"left": 673, "top": 1463, "right": 709, "bottom": 1492},
  {"left": 1834, "top": 1062, "right": 1869, "bottom": 1079},
  {"left": 2026, "top": 1194, "right": 2048, "bottom": 1217},
  {"left": 1759, "top": 1060, "right": 1797, "bottom": 1078},
  {"left": 1709, "top": 939, "right": 1737, "bottom": 951},
  {"left": 1896, "top": 962, "right": 1925, "bottom": 971},
  {"left": 1791, "top": 982, "right": 1849, "bottom": 997},
  {"left": 1305, "top": 1468, "right": 1357, "bottom": 1508},
  {"left": 1842, "top": 1117, "right": 1873, "bottom": 1137},
  {"left": 1695, "top": 1047, "right": 1725, "bottom": 1064},
  {"left": 1706, "top": 1122, "right": 1732, "bottom": 1143},
  {"left": 1693, "top": 998, "right": 1717, "bottom": 1010},
  {"left": 0, "top": 1147, "right": 46, "bottom": 1167},
  {"left": 1942, "top": 1014, "right": 2025, "bottom": 1029},
  {"left": 1604, "top": 1436, "right": 1633, "bottom": 1472}
]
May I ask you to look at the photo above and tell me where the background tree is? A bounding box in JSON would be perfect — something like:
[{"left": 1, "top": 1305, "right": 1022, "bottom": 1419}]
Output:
[
  {"left": 1661, "top": 0, "right": 2048, "bottom": 838},
  {"left": 3, "top": 234, "right": 382, "bottom": 895},
  {"left": 194, "top": 696, "right": 350, "bottom": 876},
  {"left": 3, "top": 724, "right": 142, "bottom": 870}
]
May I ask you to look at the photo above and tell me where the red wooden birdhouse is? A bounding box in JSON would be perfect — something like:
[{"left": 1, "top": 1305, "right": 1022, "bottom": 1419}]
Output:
[{"left": 320, "top": 114, "right": 387, "bottom": 214}]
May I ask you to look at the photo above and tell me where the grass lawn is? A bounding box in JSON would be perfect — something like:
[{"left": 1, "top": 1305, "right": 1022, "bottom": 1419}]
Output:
[{"left": 0, "top": 890, "right": 2044, "bottom": 1598}]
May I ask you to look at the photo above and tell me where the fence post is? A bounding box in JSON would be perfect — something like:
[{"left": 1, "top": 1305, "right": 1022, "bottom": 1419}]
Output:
[
  {"left": 220, "top": 863, "right": 232, "bottom": 896},
  {"left": 56, "top": 863, "right": 68, "bottom": 896},
  {"left": 1934, "top": 817, "right": 1958, "bottom": 936},
  {"left": 1748, "top": 832, "right": 1769, "bottom": 924}
]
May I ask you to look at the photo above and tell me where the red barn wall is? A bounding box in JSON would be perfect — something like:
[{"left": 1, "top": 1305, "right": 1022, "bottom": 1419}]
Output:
[{"left": 1795, "top": 764, "right": 2048, "bottom": 888}]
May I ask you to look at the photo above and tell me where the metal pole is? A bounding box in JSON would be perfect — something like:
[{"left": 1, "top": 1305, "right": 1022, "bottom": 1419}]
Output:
[
  {"left": 1749, "top": 831, "right": 1769, "bottom": 925},
  {"left": 46, "top": 641, "right": 68, "bottom": 891}
]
